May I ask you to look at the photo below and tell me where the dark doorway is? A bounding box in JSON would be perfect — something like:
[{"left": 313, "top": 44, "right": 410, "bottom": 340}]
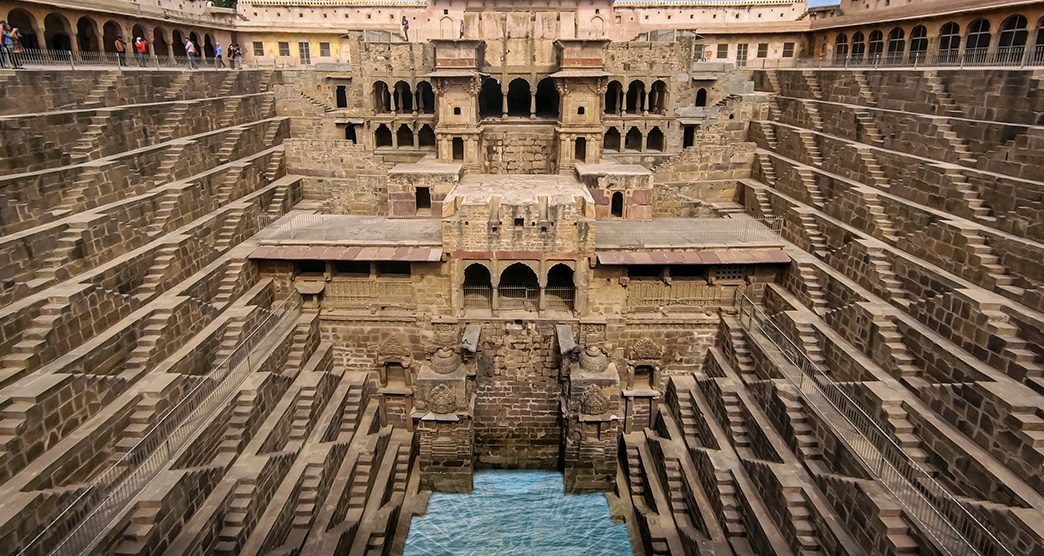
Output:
[
  {"left": 396, "top": 124, "right": 414, "bottom": 148},
  {"left": 625, "top": 127, "right": 642, "bottom": 151},
  {"left": 394, "top": 81, "right": 413, "bottom": 112},
  {"left": 345, "top": 124, "right": 357, "bottom": 143},
  {"left": 535, "top": 78, "right": 559, "bottom": 117},
  {"left": 415, "top": 186, "right": 431, "bottom": 213},
  {"left": 375, "top": 124, "right": 393, "bottom": 147},
  {"left": 605, "top": 80, "right": 623, "bottom": 114},
  {"left": 647, "top": 127, "right": 665, "bottom": 152},
  {"left": 373, "top": 81, "right": 392, "bottom": 112},
  {"left": 626, "top": 81, "right": 645, "bottom": 114},
  {"left": 417, "top": 81, "right": 435, "bottom": 114},
  {"left": 76, "top": 17, "right": 99, "bottom": 52},
  {"left": 683, "top": 125, "right": 696, "bottom": 148},
  {"left": 546, "top": 264, "right": 575, "bottom": 310},
  {"left": 418, "top": 124, "right": 436, "bottom": 147},
  {"left": 611, "top": 192, "right": 624, "bottom": 217},
  {"left": 452, "top": 137, "right": 464, "bottom": 161},
  {"left": 8, "top": 9, "right": 39, "bottom": 50},
  {"left": 695, "top": 88, "right": 708, "bottom": 107},
  {"left": 463, "top": 264, "right": 492, "bottom": 309},
  {"left": 498, "top": 263, "right": 539, "bottom": 310},
  {"left": 479, "top": 78, "right": 503, "bottom": 118},
  {"left": 604, "top": 128, "right": 620, "bottom": 151},
  {"left": 507, "top": 78, "right": 530, "bottom": 116},
  {"left": 335, "top": 86, "right": 348, "bottom": 108},
  {"left": 574, "top": 137, "right": 587, "bottom": 162},
  {"left": 45, "top": 14, "right": 71, "bottom": 52}
]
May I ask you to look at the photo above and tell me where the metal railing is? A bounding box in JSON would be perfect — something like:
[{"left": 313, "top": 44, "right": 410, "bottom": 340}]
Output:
[
  {"left": 497, "top": 285, "right": 539, "bottom": 310},
  {"left": 544, "top": 286, "right": 575, "bottom": 310},
  {"left": 753, "top": 45, "right": 1044, "bottom": 69},
  {"left": 462, "top": 286, "right": 492, "bottom": 309},
  {"left": 20, "top": 294, "right": 300, "bottom": 556},
  {"left": 736, "top": 295, "right": 1012, "bottom": 556},
  {"left": 9, "top": 48, "right": 251, "bottom": 71}
]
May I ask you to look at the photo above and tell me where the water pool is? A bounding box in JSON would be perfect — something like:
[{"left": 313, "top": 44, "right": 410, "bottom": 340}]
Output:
[{"left": 404, "top": 470, "right": 633, "bottom": 556}]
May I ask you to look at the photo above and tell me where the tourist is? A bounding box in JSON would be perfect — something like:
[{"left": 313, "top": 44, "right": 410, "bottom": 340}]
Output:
[
  {"left": 0, "top": 22, "right": 14, "bottom": 69},
  {"left": 214, "top": 41, "right": 225, "bottom": 68},
  {"left": 459, "top": 20, "right": 464, "bottom": 39},
  {"left": 134, "top": 36, "right": 149, "bottom": 67},
  {"left": 185, "top": 38, "right": 198, "bottom": 69},
  {"left": 227, "top": 43, "right": 237, "bottom": 69},
  {"left": 114, "top": 36, "right": 127, "bottom": 67},
  {"left": 402, "top": 16, "right": 409, "bottom": 41},
  {"left": 5, "top": 24, "right": 22, "bottom": 69}
]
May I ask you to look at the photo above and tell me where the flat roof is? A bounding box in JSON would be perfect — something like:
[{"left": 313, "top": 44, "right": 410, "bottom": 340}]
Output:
[
  {"left": 445, "top": 174, "right": 594, "bottom": 207},
  {"left": 258, "top": 214, "right": 442, "bottom": 245},
  {"left": 595, "top": 218, "right": 784, "bottom": 249}
]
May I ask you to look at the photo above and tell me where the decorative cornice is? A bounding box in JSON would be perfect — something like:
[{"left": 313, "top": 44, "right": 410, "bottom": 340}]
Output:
[
  {"left": 613, "top": 0, "right": 795, "bottom": 7},
  {"left": 244, "top": 0, "right": 427, "bottom": 6}
]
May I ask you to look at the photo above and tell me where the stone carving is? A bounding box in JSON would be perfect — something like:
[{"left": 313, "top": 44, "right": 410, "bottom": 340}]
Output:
[
  {"left": 428, "top": 384, "right": 457, "bottom": 414},
  {"left": 580, "top": 385, "right": 609, "bottom": 415},
  {"left": 630, "top": 338, "right": 661, "bottom": 360},
  {"left": 380, "top": 335, "right": 411, "bottom": 361},
  {"left": 431, "top": 347, "right": 460, "bottom": 375},
  {"left": 579, "top": 346, "right": 609, "bottom": 373}
]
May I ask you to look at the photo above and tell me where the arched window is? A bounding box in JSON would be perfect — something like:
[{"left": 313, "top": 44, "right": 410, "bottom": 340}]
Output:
[
  {"left": 1036, "top": 18, "right": 1044, "bottom": 65},
  {"left": 610, "top": 192, "right": 624, "bottom": 217},
  {"left": 624, "top": 127, "right": 642, "bottom": 151},
  {"left": 372, "top": 81, "right": 392, "bottom": 113},
  {"left": 998, "top": 15, "right": 1029, "bottom": 62},
  {"left": 463, "top": 264, "right": 492, "bottom": 309},
  {"left": 498, "top": 263, "right": 539, "bottom": 310},
  {"left": 203, "top": 34, "right": 214, "bottom": 59},
  {"left": 649, "top": 80, "right": 668, "bottom": 114},
  {"left": 478, "top": 78, "right": 503, "bottom": 118},
  {"left": 604, "top": 127, "right": 621, "bottom": 151},
  {"left": 418, "top": 124, "right": 436, "bottom": 148},
  {"left": 546, "top": 264, "right": 575, "bottom": 310},
  {"left": 939, "top": 22, "right": 961, "bottom": 62},
  {"left": 393, "top": 81, "right": 413, "bottom": 112},
  {"left": 834, "top": 34, "right": 849, "bottom": 62},
  {"left": 646, "top": 127, "right": 665, "bottom": 152},
  {"left": 605, "top": 80, "right": 623, "bottom": 114},
  {"left": 868, "top": 30, "right": 885, "bottom": 60},
  {"left": 909, "top": 26, "right": 928, "bottom": 63},
  {"left": 416, "top": 81, "right": 435, "bottom": 114},
  {"left": 396, "top": 124, "right": 414, "bottom": 148},
  {"left": 625, "top": 81, "right": 645, "bottom": 114},
  {"left": 153, "top": 27, "right": 169, "bottom": 60},
  {"left": 171, "top": 29, "right": 185, "bottom": 57},
  {"left": 507, "top": 78, "right": 530, "bottom": 116},
  {"left": 851, "top": 32, "right": 866, "bottom": 62},
  {"left": 966, "top": 19, "right": 991, "bottom": 63},
  {"left": 44, "top": 13, "right": 72, "bottom": 53},
  {"left": 574, "top": 137, "right": 587, "bottom": 162},
  {"left": 535, "top": 78, "right": 559, "bottom": 117},
  {"left": 452, "top": 137, "right": 464, "bottom": 161},
  {"left": 374, "top": 124, "right": 392, "bottom": 147},
  {"left": 102, "top": 20, "right": 122, "bottom": 54},
  {"left": 887, "top": 27, "right": 905, "bottom": 63},
  {"left": 695, "top": 88, "right": 708, "bottom": 107},
  {"left": 7, "top": 9, "right": 40, "bottom": 50}
]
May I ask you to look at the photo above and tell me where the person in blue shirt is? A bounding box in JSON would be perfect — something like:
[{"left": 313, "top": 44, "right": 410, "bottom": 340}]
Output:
[{"left": 215, "top": 42, "right": 226, "bottom": 68}]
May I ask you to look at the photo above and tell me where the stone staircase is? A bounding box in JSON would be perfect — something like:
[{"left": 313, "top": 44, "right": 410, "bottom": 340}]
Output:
[
  {"left": 795, "top": 261, "right": 829, "bottom": 314},
  {"left": 215, "top": 208, "right": 247, "bottom": 252},
  {"left": 796, "top": 167, "right": 825, "bottom": 206},
  {"left": 155, "top": 142, "right": 189, "bottom": 184},
  {"left": 137, "top": 243, "right": 181, "bottom": 297},
  {"left": 933, "top": 117, "right": 977, "bottom": 166},
  {"left": 33, "top": 225, "right": 87, "bottom": 283},
  {"left": 123, "top": 306, "right": 176, "bottom": 375},
  {"left": 145, "top": 190, "right": 182, "bottom": 237},
  {"left": 162, "top": 72, "right": 194, "bottom": 102},
  {"left": 796, "top": 130, "right": 824, "bottom": 167},
  {"left": 924, "top": 72, "right": 963, "bottom": 118},
  {"left": 852, "top": 108, "right": 885, "bottom": 145},
  {"left": 264, "top": 148, "right": 285, "bottom": 182},
  {"left": 859, "top": 189, "right": 900, "bottom": 243},
  {"left": 217, "top": 97, "right": 243, "bottom": 128},
  {"left": 56, "top": 165, "right": 103, "bottom": 212},
  {"left": 796, "top": 211, "right": 830, "bottom": 259},
  {"left": 722, "top": 390, "right": 750, "bottom": 451},
  {"left": 941, "top": 167, "right": 994, "bottom": 222},
  {"left": 213, "top": 260, "right": 249, "bottom": 307},
  {"left": 864, "top": 247, "right": 911, "bottom": 306},
  {"left": 778, "top": 388, "right": 822, "bottom": 460},
  {"left": 70, "top": 112, "right": 111, "bottom": 161},
  {"left": 215, "top": 128, "right": 245, "bottom": 164},
  {"left": 854, "top": 146, "right": 891, "bottom": 189},
  {"left": 155, "top": 104, "right": 191, "bottom": 142},
  {"left": 82, "top": 73, "right": 122, "bottom": 108},
  {"left": 851, "top": 71, "right": 878, "bottom": 107}
]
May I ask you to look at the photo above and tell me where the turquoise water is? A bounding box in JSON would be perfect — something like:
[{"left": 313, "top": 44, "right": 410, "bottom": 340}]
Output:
[{"left": 404, "top": 470, "right": 634, "bottom": 556}]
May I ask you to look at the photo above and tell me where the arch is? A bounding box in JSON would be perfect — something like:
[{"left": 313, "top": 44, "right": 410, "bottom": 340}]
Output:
[
  {"left": 604, "top": 127, "right": 621, "bottom": 151},
  {"left": 507, "top": 78, "right": 530, "bottom": 116},
  {"left": 203, "top": 33, "right": 214, "bottom": 59},
  {"left": 589, "top": 16, "right": 606, "bottom": 38},
  {"left": 939, "top": 22, "right": 961, "bottom": 62},
  {"left": 416, "top": 81, "right": 435, "bottom": 114},
  {"left": 7, "top": 8, "right": 40, "bottom": 50},
  {"left": 439, "top": 16, "right": 454, "bottom": 39},
  {"left": 374, "top": 124, "right": 392, "bottom": 147},
  {"left": 44, "top": 13, "right": 72, "bottom": 52},
  {"left": 887, "top": 27, "right": 905, "bottom": 63},
  {"left": 188, "top": 31, "right": 200, "bottom": 57},
  {"left": 605, "top": 80, "right": 623, "bottom": 114},
  {"left": 395, "top": 123, "right": 414, "bottom": 147},
  {"left": 649, "top": 80, "right": 668, "bottom": 114},
  {"left": 102, "top": 20, "right": 122, "bottom": 54},
  {"left": 344, "top": 124, "right": 357, "bottom": 144},
  {"left": 998, "top": 15, "right": 1029, "bottom": 62},
  {"left": 372, "top": 81, "right": 392, "bottom": 113},
  {"left": 909, "top": 25, "right": 928, "bottom": 62},
  {"left": 546, "top": 263, "right": 575, "bottom": 309},
  {"left": 625, "top": 80, "right": 646, "bottom": 114},
  {"left": 867, "top": 30, "right": 884, "bottom": 60},
  {"left": 498, "top": 263, "right": 539, "bottom": 308},
  {"left": 624, "top": 127, "right": 642, "bottom": 151},
  {"left": 478, "top": 77, "right": 503, "bottom": 118},
  {"left": 535, "top": 77, "right": 559, "bottom": 117},
  {"left": 171, "top": 29, "right": 186, "bottom": 57},
  {"left": 695, "top": 87, "right": 708, "bottom": 107},
  {"left": 393, "top": 80, "right": 413, "bottom": 112},
  {"left": 154, "top": 27, "right": 169, "bottom": 59},
  {"left": 1037, "top": 18, "right": 1044, "bottom": 65},
  {"left": 463, "top": 263, "right": 492, "bottom": 309},
  {"left": 851, "top": 31, "right": 866, "bottom": 61},
  {"left": 834, "top": 33, "right": 849, "bottom": 62},
  {"left": 131, "top": 24, "right": 146, "bottom": 42},
  {"left": 335, "top": 85, "right": 348, "bottom": 108},
  {"left": 966, "top": 18, "right": 991, "bottom": 62},
  {"left": 452, "top": 137, "right": 464, "bottom": 161},
  {"left": 574, "top": 137, "right": 587, "bottom": 162},
  {"left": 76, "top": 16, "right": 100, "bottom": 53},
  {"left": 646, "top": 126, "right": 665, "bottom": 152},
  {"left": 418, "top": 124, "right": 436, "bottom": 147},
  {"left": 610, "top": 192, "right": 624, "bottom": 217}
]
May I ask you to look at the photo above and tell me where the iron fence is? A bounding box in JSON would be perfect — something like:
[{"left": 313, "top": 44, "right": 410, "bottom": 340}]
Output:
[
  {"left": 544, "top": 286, "right": 575, "bottom": 310},
  {"left": 497, "top": 285, "right": 539, "bottom": 310},
  {"left": 754, "top": 46, "right": 1044, "bottom": 70},
  {"left": 462, "top": 286, "right": 492, "bottom": 309},
  {"left": 736, "top": 295, "right": 1012, "bottom": 556},
  {"left": 20, "top": 293, "right": 301, "bottom": 556},
  {"left": 10, "top": 48, "right": 251, "bottom": 71}
]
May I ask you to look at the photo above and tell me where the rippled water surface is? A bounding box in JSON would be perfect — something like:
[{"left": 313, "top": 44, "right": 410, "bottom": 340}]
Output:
[{"left": 404, "top": 470, "right": 633, "bottom": 556}]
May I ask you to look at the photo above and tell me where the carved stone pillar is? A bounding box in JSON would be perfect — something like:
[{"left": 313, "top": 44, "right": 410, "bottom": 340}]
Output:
[
  {"left": 414, "top": 342, "right": 475, "bottom": 492},
  {"left": 561, "top": 344, "right": 620, "bottom": 493}
]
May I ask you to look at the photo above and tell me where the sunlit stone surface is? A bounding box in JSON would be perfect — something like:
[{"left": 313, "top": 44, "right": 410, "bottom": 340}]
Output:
[{"left": 405, "top": 470, "right": 632, "bottom": 555}]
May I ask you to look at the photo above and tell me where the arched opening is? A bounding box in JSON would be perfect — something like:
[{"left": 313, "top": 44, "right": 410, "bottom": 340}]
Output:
[
  {"left": 868, "top": 30, "right": 884, "bottom": 60},
  {"left": 188, "top": 31, "right": 201, "bottom": 57},
  {"left": 7, "top": 9, "right": 39, "bottom": 50},
  {"left": 633, "top": 365, "right": 654, "bottom": 389},
  {"left": 507, "top": 78, "right": 531, "bottom": 116},
  {"left": 966, "top": 19, "right": 991, "bottom": 62},
  {"left": 604, "top": 127, "right": 620, "bottom": 151},
  {"left": 203, "top": 33, "right": 214, "bottom": 59},
  {"left": 610, "top": 192, "right": 624, "bottom": 217},
  {"left": 999, "top": 15, "right": 1029, "bottom": 62},
  {"left": 625, "top": 81, "right": 646, "bottom": 114},
  {"left": 939, "top": 22, "right": 961, "bottom": 62},
  {"left": 535, "top": 78, "right": 559, "bottom": 117},
  {"left": 335, "top": 86, "right": 348, "bottom": 108},
  {"left": 498, "top": 263, "right": 539, "bottom": 310},
  {"left": 416, "top": 81, "right": 435, "bottom": 114},
  {"left": 373, "top": 81, "right": 391, "bottom": 113},
  {"left": 546, "top": 264, "right": 575, "bottom": 310},
  {"left": 886, "top": 27, "right": 905, "bottom": 63},
  {"left": 171, "top": 29, "right": 186, "bottom": 57},
  {"left": 683, "top": 125, "right": 696, "bottom": 147},
  {"left": 695, "top": 88, "right": 708, "bottom": 107},
  {"left": 76, "top": 17, "right": 99, "bottom": 53},
  {"left": 393, "top": 81, "right": 413, "bottom": 112},
  {"left": 574, "top": 137, "right": 587, "bottom": 163},
  {"left": 910, "top": 26, "right": 928, "bottom": 62},
  {"left": 605, "top": 80, "right": 623, "bottom": 114},
  {"left": 131, "top": 24, "right": 146, "bottom": 43},
  {"left": 1036, "top": 19, "right": 1044, "bottom": 64},
  {"left": 102, "top": 20, "right": 122, "bottom": 54},
  {"left": 396, "top": 124, "right": 414, "bottom": 148},
  {"left": 479, "top": 78, "right": 503, "bottom": 118},
  {"left": 851, "top": 32, "right": 866, "bottom": 61},
  {"left": 452, "top": 137, "right": 464, "bottom": 161},
  {"left": 154, "top": 27, "right": 169, "bottom": 59},
  {"left": 415, "top": 186, "right": 431, "bottom": 213},
  {"left": 625, "top": 127, "right": 642, "bottom": 151},
  {"left": 834, "top": 33, "right": 849, "bottom": 62},
  {"left": 418, "top": 124, "right": 436, "bottom": 147},
  {"left": 646, "top": 127, "right": 665, "bottom": 152},
  {"left": 344, "top": 124, "right": 357, "bottom": 144},
  {"left": 44, "top": 13, "right": 72, "bottom": 52},
  {"left": 374, "top": 124, "right": 392, "bottom": 147},
  {"left": 463, "top": 264, "right": 492, "bottom": 309},
  {"left": 649, "top": 80, "right": 668, "bottom": 114}
]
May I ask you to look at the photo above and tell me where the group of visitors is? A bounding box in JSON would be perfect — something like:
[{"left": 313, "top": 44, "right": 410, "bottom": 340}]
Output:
[
  {"left": 0, "top": 20, "right": 24, "bottom": 69},
  {"left": 110, "top": 35, "right": 242, "bottom": 70}
]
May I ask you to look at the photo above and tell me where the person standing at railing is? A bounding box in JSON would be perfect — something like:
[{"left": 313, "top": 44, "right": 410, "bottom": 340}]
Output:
[
  {"left": 214, "top": 41, "right": 225, "bottom": 68},
  {"left": 402, "top": 16, "right": 410, "bottom": 41},
  {"left": 227, "top": 43, "right": 238, "bottom": 69},
  {"left": 0, "top": 22, "right": 20, "bottom": 69},
  {"left": 114, "top": 36, "right": 127, "bottom": 67},
  {"left": 185, "top": 38, "right": 198, "bottom": 70},
  {"left": 134, "top": 36, "right": 149, "bottom": 67}
]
